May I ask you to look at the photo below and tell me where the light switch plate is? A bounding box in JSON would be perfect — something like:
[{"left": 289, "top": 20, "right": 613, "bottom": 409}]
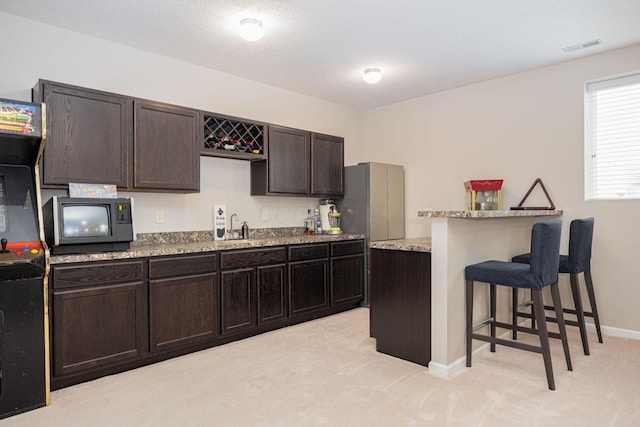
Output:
[{"left": 155, "top": 210, "right": 164, "bottom": 224}]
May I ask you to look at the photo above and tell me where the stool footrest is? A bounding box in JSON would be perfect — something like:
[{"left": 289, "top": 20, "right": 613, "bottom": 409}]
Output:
[
  {"left": 471, "top": 333, "right": 543, "bottom": 354},
  {"left": 472, "top": 316, "right": 495, "bottom": 331}
]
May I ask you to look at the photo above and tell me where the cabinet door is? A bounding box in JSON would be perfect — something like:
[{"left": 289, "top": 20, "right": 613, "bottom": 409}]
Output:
[
  {"left": 331, "top": 255, "right": 364, "bottom": 306},
  {"left": 311, "top": 133, "right": 344, "bottom": 196},
  {"left": 220, "top": 268, "right": 255, "bottom": 336},
  {"left": 257, "top": 264, "right": 287, "bottom": 325},
  {"left": 289, "top": 259, "right": 328, "bottom": 317},
  {"left": 37, "top": 81, "right": 131, "bottom": 188},
  {"left": 267, "top": 126, "right": 310, "bottom": 194},
  {"left": 52, "top": 281, "right": 145, "bottom": 377},
  {"left": 134, "top": 101, "right": 199, "bottom": 191},
  {"left": 149, "top": 272, "right": 217, "bottom": 353}
]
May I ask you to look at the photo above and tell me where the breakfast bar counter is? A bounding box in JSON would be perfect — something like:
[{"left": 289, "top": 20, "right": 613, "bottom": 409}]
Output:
[
  {"left": 368, "top": 210, "right": 562, "bottom": 376},
  {"left": 419, "top": 209, "right": 562, "bottom": 378}
]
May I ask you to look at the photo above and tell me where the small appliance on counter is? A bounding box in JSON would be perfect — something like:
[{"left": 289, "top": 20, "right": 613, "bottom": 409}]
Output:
[
  {"left": 327, "top": 205, "right": 342, "bottom": 234},
  {"left": 464, "top": 179, "right": 503, "bottom": 210},
  {"left": 318, "top": 199, "right": 335, "bottom": 232},
  {"left": 43, "top": 196, "right": 135, "bottom": 254}
]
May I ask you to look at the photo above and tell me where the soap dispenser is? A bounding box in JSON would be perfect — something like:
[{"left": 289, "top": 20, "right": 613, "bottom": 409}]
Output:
[{"left": 241, "top": 221, "right": 249, "bottom": 239}]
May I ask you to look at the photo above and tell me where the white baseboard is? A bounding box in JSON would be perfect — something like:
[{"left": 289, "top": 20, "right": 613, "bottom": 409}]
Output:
[{"left": 427, "top": 323, "right": 640, "bottom": 379}]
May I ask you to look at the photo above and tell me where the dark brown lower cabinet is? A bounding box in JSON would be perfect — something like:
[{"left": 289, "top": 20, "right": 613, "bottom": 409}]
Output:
[
  {"left": 370, "top": 248, "right": 431, "bottom": 367},
  {"left": 289, "top": 259, "right": 329, "bottom": 317},
  {"left": 52, "top": 270, "right": 146, "bottom": 377},
  {"left": 219, "top": 247, "right": 287, "bottom": 336},
  {"left": 49, "top": 240, "right": 364, "bottom": 389},
  {"left": 220, "top": 268, "right": 255, "bottom": 336},
  {"left": 148, "top": 253, "right": 218, "bottom": 352},
  {"left": 330, "top": 241, "right": 365, "bottom": 306},
  {"left": 257, "top": 264, "right": 287, "bottom": 325}
]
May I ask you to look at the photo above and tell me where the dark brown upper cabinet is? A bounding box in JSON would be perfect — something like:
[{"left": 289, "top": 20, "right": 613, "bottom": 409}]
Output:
[
  {"left": 34, "top": 81, "right": 132, "bottom": 188},
  {"left": 311, "top": 133, "right": 344, "bottom": 196},
  {"left": 134, "top": 101, "right": 199, "bottom": 191},
  {"left": 33, "top": 80, "right": 199, "bottom": 193},
  {"left": 251, "top": 126, "right": 344, "bottom": 197}
]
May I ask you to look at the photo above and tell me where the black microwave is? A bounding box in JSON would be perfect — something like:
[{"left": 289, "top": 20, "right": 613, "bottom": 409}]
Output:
[{"left": 43, "top": 196, "right": 135, "bottom": 255}]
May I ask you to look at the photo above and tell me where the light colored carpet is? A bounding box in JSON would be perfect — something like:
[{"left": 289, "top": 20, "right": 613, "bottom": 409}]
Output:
[{"left": 3, "top": 307, "right": 639, "bottom": 426}]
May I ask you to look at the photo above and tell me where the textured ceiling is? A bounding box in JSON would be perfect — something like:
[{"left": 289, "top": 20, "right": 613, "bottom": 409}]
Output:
[{"left": 2, "top": 0, "right": 640, "bottom": 110}]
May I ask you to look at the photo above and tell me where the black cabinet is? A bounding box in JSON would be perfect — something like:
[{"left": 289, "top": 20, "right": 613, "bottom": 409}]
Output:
[
  {"left": 33, "top": 80, "right": 199, "bottom": 193},
  {"left": 219, "top": 247, "right": 287, "bottom": 336},
  {"left": 251, "top": 127, "right": 344, "bottom": 197},
  {"left": 148, "top": 254, "right": 217, "bottom": 353},
  {"left": 50, "top": 261, "right": 146, "bottom": 377},
  {"left": 288, "top": 243, "right": 329, "bottom": 317}
]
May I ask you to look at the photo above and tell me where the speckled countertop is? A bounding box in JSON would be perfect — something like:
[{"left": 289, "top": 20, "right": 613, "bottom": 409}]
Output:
[
  {"left": 369, "top": 237, "right": 432, "bottom": 253},
  {"left": 417, "top": 209, "right": 563, "bottom": 218},
  {"left": 50, "top": 227, "right": 365, "bottom": 264}
]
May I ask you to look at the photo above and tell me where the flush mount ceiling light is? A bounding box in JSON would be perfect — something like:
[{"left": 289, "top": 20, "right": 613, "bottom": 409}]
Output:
[
  {"left": 240, "top": 18, "right": 264, "bottom": 41},
  {"left": 363, "top": 68, "right": 382, "bottom": 84}
]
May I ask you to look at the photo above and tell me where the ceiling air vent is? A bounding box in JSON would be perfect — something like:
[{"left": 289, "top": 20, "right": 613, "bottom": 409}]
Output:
[{"left": 562, "top": 39, "right": 601, "bottom": 53}]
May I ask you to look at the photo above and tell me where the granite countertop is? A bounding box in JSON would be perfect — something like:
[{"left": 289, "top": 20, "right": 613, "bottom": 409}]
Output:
[
  {"left": 50, "top": 229, "right": 365, "bottom": 264},
  {"left": 369, "top": 237, "right": 432, "bottom": 253},
  {"left": 417, "top": 209, "right": 563, "bottom": 218}
]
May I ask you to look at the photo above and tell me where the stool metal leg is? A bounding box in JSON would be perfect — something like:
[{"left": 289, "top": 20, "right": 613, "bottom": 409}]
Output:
[
  {"left": 490, "top": 284, "right": 496, "bottom": 352},
  {"left": 570, "top": 273, "right": 590, "bottom": 355},
  {"left": 531, "top": 288, "right": 555, "bottom": 390},
  {"left": 550, "top": 281, "right": 573, "bottom": 371},
  {"left": 466, "top": 279, "right": 473, "bottom": 367},
  {"left": 512, "top": 288, "right": 518, "bottom": 340},
  {"left": 584, "top": 270, "right": 604, "bottom": 343}
]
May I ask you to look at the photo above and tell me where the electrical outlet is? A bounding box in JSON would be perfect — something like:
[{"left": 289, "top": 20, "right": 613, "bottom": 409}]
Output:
[
  {"left": 155, "top": 210, "right": 165, "bottom": 224},
  {"left": 261, "top": 208, "right": 269, "bottom": 221}
]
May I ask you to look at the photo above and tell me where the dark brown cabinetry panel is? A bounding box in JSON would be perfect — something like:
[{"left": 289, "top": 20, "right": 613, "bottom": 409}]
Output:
[
  {"left": 53, "top": 260, "right": 143, "bottom": 290},
  {"left": 34, "top": 80, "right": 131, "bottom": 188},
  {"left": 251, "top": 126, "right": 344, "bottom": 197},
  {"left": 52, "top": 281, "right": 145, "bottom": 376},
  {"left": 134, "top": 101, "right": 199, "bottom": 191},
  {"left": 267, "top": 126, "right": 310, "bottom": 194},
  {"left": 149, "top": 272, "right": 217, "bottom": 352},
  {"left": 220, "top": 268, "right": 255, "bottom": 336},
  {"left": 33, "top": 80, "right": 199, "bottom": 193},
  {"left": 257, "top": 264, "right": 287, "bottom": 325},
  {"left": 331, "top": 255, "right": 364, "bottom": 306},
  {"left": 289, "top": 259, "right": 329, "bottom": 317},
  {"left": 311, "top": 133, "right": 344, "bottom": 196},
  {"left": 220, "top": 247, "right": 287, "bottom": 335},
  {"left": 370, "top": 249, "right": 431, "bottom": 367}
]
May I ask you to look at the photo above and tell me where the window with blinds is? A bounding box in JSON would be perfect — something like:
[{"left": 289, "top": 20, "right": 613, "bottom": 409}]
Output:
[{"left": 585, "top": 72, "right": 640, "bottom": 200}]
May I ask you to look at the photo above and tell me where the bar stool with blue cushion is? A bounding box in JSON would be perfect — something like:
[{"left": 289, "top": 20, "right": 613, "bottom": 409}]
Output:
[
  {"left": 511, "top": 217, "right": 601, "bottom": 356},
  {"left": 465, "top": 219, "right": 572, "bottom": 390}
]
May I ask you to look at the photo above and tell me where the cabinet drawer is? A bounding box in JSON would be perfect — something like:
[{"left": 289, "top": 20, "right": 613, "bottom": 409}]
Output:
[
  {"left": 53, "top": 261, "right": 144, "bottom": 290},
  {"left": 220, "top": 247, "right": 286, "bottom": 270},
  {"left": 288, "top": 243, "right": 329, "bottom": 261},
  {"left": 331, "top": 241, "right": 364, "bottom": 257},
  {"left": 149, "top": 253, "right": 217, "bottom": 279}
]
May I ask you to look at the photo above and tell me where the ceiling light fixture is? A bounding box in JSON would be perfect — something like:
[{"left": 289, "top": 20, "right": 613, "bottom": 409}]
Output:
[
  {"left": 562, "top": 39, "right": 601, "bottom": 53},
  {"left": 240, "top": 19, "right": 264, "bottom": 42},
  {"left": 363, "top": 68, "right": 382, "bottom": 84}
]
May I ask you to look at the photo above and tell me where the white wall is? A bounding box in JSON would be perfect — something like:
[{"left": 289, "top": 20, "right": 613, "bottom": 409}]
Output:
[
  {"left": 362, "top": 44, "right": 640, "bottom": 333},
  {"left": 0, "top": 12, "right": 363, "bottom": 233}
]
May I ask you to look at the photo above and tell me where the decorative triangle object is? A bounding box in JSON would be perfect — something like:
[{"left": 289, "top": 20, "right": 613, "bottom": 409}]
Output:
[{"left": 510, "top": 178, "right": 556, "bottom": 210}]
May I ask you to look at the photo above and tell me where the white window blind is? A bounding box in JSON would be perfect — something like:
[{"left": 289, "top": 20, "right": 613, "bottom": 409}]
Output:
[{"left": 585, "top": 72, "right": 640, "bottom": 200}]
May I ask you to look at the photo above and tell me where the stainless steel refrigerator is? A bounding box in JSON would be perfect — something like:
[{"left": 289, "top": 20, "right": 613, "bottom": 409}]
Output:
[{"left": 337, "top": 162, "right": 405, "bottom": 306}]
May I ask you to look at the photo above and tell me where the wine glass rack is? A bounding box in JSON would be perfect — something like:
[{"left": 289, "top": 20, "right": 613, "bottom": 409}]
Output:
[{"left": 202, "top": 113, "right": 266, "bottom": 160}]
